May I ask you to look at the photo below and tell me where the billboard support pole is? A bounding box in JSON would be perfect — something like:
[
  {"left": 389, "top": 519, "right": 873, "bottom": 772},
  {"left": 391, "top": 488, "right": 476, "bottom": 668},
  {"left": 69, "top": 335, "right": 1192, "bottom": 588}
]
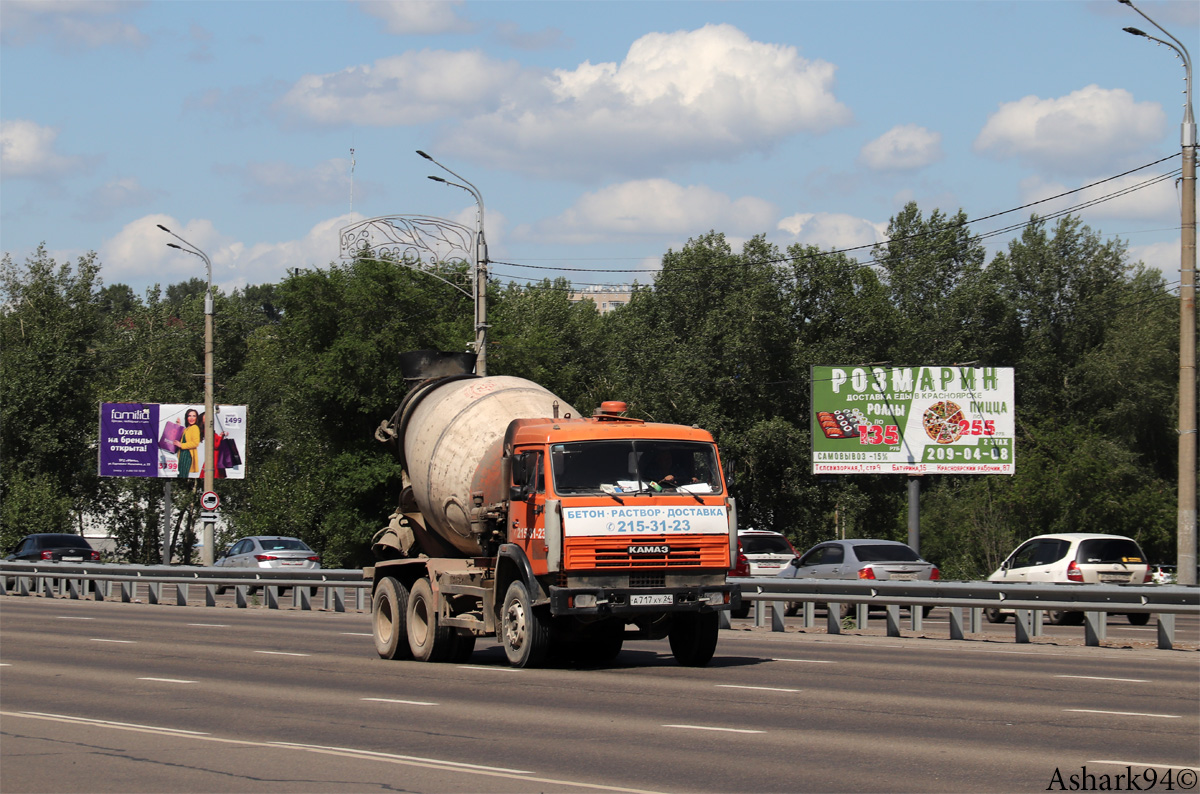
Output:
[
  {"left": 160, "top": 481, "right": 173, "bottom": 564},
  {"left": 907, "top": 476, "right": 921, "bottom": 556}
]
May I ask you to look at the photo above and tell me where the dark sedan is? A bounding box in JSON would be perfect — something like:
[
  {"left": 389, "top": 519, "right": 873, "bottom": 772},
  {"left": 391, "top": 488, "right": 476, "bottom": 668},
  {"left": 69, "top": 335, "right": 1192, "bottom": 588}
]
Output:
[{"left": 6, "top": 533, "right": 101, "bottom": 563}]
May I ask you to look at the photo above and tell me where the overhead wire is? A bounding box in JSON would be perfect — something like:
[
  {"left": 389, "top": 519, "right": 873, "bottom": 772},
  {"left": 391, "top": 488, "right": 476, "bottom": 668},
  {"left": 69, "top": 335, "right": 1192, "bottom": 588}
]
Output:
[{"left": 486, "top": 153, "right": 1183, "bottom": 288}]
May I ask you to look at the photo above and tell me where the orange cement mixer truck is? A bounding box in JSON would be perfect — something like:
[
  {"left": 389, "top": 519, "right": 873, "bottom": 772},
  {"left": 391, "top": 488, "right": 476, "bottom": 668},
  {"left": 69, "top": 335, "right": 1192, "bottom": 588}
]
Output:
[{"left": 368, "top": 351, "right": 740, "bottom": 668}]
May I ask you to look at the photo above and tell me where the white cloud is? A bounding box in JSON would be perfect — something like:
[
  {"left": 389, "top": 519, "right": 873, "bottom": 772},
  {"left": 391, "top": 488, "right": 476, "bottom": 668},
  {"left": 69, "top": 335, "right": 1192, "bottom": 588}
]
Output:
[
  {"left": 975, "top": 85, "right": 1165, "bottom": 172},
  {"left": 1018, "top": 173, "right": 1178, "bottom": 222},
  {"left": 447, "top": 23, "right": 853, "bottom": 177},
  {"left": 859, "top": 124, "right": 943, "bottom": 171},
  {"left": 215, "top": 158, "right": 367, "bottom": 208},
  {"left": 530, "top": 179, "right": 776, "bottom": 244},
  {"left": 0, "top": 1, "right": 147, "bottom": 48},
  {"left": 355, "top": 1, "right": 473, "bottom": 35},
  {"left": 0, "top": 119, "right": 89, "bottom": 179},
  {"left": 1127, "top": 239, "right": 1181, "bottom": 278},
  {"left": 276, "top": 49, "right": 527, "bottom": 125},
  {"left": 76, "top": 177, "right": 164, "bottom": 221},
  {"left": 777, "top": 212, "right": 887, "bottom": 253}
]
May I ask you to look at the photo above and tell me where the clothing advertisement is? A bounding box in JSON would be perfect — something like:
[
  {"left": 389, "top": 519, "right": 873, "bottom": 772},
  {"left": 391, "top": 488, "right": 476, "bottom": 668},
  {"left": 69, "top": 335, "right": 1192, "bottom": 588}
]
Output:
[{"left": 98, "top": 403, "right": 247, "bottom": 479}]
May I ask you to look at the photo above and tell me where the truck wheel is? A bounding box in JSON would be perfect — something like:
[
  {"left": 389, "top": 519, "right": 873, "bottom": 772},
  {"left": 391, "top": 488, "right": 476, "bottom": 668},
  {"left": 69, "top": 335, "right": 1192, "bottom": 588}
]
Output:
[
  {"left": 501, "top": 580, "right": 549, "bottom": 668},
  {"left": 731, "top": 603, "right": 750, "bottom": 619},
  {"left": 984, "top": 608, "right": 1007, "bottom": 624},
  {"left": 669, "top": 611, "right": 719, "bottom": 667},
  {"left": 373, "top": 576, "right": 412, "bottom": 660},
  {"left": 1127, "top": 612, "right": 1150, "bottom": 626},
  {"left": 407, "top": 577, "right": 454, "bottom": 662}
]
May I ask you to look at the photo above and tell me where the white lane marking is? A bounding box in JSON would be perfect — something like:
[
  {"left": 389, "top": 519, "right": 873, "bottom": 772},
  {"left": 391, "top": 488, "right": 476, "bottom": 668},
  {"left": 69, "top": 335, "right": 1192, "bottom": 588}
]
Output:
[
  {"left": 341, "top": 632, "right": 372, "bottom": 636},
  {"left": 3, "top": 711, "right": 669, "bottom": 794},
  {"left": 1056, "top": 675, "right": 1150, "bottom": 683},
  {"left": 272, "top": 741, "right": 528, "bottom": 773},
  {"left": 19, "top": 711, "right": 209, "bottom": 735},
  {"left": 1065, "top": 709, "right": 1181, "bottom": 719},
  {"left": 458, "top": 665, "right": 522, "bottom": 672},
  {"left": 56, "top": 616, "right": 95, "bottom": 620},
  {"left": 717, "top": 684, "right": 801, "bottom": 693},
  {"left": 362, "top": 697, "right": 438, "bottom": 706},
  {"left": 1089, "top": 760, "right": 1200, "bottom": 771},
  {"left": 663, "top": 724, "right": 765, "bottom": 734},
  {"left": 254, "top": 651, "right": 310, "bottom": 657},
  {"left": 770, "top": 658, "right": 834, "bottom": 664},
  {"left": 187, "top": 623, "right": 229, "bottom": 628},
  {"left": 138, "top": 677, "right": 196, "bottom": 684},
  {"left": 90, "top": 639, "right": 134, "bottom": 643},
  {"left": 0, "top": 663, "right": 10, "bottom": 667}
]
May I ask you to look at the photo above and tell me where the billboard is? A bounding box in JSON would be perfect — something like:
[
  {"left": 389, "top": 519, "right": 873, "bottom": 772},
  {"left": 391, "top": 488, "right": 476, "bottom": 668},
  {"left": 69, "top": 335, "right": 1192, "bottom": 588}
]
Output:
[
  {"left": 811, "top": 366, "right": 1014, "bottom": 475},
  {"left": 98, "top": 403, "right": 247, "bottom": 479}
]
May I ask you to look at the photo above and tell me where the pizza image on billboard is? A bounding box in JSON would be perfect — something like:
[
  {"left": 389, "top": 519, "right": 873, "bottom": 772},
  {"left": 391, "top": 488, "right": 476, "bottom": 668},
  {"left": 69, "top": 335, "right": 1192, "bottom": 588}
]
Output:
[{"left": 922, "top": 400, "right": 965, "bottom": 444}]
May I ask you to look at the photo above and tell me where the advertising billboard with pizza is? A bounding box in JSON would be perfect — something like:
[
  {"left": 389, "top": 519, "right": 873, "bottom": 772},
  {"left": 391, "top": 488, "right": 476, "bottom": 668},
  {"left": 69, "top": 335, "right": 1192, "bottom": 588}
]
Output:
[{"left": 811, "top": 366, "right": 1015, "bottom": 475}]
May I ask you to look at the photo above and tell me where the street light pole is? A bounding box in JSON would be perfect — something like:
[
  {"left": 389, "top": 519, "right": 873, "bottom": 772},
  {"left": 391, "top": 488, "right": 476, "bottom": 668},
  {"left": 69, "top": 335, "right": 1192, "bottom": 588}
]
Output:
[
  {"left": 158, "top": 224, "right": 217, "bottom": 566},
  {"left": 1120, "top": 0, "right": 1197, "bottom": 585},
  {"left": 416, "top": 150, "right": 489, "bottom": 376}
]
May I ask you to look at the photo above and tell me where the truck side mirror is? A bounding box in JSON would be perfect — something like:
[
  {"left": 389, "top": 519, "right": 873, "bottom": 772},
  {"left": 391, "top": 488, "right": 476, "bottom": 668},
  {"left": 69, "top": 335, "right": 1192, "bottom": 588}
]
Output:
[{"left": 509, "top": 454, "right": 532, "bottom": 500}]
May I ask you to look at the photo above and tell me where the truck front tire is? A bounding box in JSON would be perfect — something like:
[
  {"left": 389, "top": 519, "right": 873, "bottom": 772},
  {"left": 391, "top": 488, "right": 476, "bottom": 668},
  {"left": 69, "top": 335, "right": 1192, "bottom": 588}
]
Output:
[
  {"left": 669, "top": 611, "right": 719, "bottom": 667},
  {"left": 407, "top": 577, "right": 454, "bottom": 662},
  {"left": 373, "top": 576, "right": 412, "bottom": 660},
  {"left": 501, "top": 580, "right": 550, "bottom": 668}
]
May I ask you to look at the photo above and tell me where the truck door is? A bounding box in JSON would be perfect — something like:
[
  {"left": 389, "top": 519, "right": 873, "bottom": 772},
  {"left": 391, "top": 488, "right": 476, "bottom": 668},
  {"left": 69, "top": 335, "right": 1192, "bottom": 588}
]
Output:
[{"left": 511, "top": 450, "right": 548, "bottom": 571}]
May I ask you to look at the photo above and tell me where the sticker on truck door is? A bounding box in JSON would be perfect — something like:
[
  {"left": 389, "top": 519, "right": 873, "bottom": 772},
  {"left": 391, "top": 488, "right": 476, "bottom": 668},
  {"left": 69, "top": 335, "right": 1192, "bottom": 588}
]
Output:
[{"left": 562, "top": 505, "right": 728, "bottom": 536}]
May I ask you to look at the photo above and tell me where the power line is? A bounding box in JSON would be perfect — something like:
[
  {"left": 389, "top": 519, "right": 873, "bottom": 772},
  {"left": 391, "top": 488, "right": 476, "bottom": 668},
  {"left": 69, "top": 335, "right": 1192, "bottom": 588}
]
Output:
[{"left": 489, "top": 153, "right": 1182, "bottom": 284}]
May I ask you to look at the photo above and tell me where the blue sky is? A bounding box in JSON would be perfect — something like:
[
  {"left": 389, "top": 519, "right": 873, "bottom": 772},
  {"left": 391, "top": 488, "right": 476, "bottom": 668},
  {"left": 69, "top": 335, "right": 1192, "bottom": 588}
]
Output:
[{"left": 2, "top": 0, "right": 1196, "bottom": 298}]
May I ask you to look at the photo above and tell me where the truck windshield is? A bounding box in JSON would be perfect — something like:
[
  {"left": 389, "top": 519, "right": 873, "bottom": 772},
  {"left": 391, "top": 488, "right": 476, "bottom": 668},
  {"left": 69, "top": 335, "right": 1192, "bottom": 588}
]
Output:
[{"left": 550, "top": 440, "right": 723, "bottom": 496}]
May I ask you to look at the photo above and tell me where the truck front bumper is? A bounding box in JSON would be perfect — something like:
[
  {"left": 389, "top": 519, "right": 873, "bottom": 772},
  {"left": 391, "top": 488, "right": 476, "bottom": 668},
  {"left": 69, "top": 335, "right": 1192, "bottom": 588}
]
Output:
[{"left": 548, "top": 584, "right": 740, "bottom": 617}]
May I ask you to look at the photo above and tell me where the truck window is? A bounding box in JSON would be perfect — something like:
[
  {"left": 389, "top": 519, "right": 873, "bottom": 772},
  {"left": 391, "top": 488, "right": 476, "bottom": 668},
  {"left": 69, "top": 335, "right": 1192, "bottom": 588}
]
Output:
[{"left": 550, "top": 440, "right": 722, "bottom": 495}]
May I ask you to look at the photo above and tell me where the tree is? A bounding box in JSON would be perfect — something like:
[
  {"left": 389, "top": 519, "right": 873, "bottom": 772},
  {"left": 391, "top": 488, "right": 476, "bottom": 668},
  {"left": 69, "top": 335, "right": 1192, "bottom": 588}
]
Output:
[{"left": 0, "top": 246, "right": 106, "bottom": 549}]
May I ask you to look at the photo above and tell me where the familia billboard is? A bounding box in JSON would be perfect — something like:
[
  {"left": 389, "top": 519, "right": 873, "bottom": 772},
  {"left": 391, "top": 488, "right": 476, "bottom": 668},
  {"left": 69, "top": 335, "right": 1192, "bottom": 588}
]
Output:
[
  {"left": 98, "top": 403, "right": 247, "bottom": 479},
  {"left": 811, "top": 366, "right": 1014, "bottom": 475}
]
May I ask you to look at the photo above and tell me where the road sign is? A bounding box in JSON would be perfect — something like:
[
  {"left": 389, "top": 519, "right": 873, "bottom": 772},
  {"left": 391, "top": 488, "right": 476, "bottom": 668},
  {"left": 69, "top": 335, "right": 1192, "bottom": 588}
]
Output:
[{"left": 201, "top": 491, "right": 220, "bottom": 511}]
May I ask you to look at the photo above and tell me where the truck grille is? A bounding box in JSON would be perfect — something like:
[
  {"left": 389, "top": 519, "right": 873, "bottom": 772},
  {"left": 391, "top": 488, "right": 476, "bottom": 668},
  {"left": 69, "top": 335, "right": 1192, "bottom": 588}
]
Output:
[{"left": 565, "top": 537, "right": 728, "bottom": 570}]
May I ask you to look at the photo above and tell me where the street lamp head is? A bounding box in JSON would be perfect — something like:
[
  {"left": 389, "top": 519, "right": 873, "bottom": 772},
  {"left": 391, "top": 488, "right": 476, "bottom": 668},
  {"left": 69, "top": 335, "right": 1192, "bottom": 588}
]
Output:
[
  {"left": 416, "top": 150, "right": 432, "bottom": 161},
  {"left": 1123, "top": 26, "right": 1148, "bottom": 37},
  {"left": 427, "top": 175, "right": 447, "bottom": 183},
  {"left": 167, "top": 242, "right": 184, "bottom": 251},
  {"left": 157, "top": 223, "right": 171, "bottom": 233}
]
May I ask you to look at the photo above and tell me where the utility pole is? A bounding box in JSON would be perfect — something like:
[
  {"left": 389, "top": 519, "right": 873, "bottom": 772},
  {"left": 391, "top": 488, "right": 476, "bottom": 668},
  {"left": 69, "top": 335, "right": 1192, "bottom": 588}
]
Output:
[
  {"left": 1119, "top": 0, "right": 1196, "bottom": 585},
  {"left": 417, "top": 150, "right": 489, "bottom": 376}
]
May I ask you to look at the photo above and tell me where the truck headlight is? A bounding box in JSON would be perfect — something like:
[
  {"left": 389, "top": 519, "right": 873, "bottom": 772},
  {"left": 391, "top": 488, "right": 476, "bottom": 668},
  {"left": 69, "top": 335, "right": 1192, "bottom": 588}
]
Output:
[
  {"left": 705, "top": 591, "right": 725, "bottom": 606},
  {"left": 574, "top": 594, "right": 597, "bottom": 608}
]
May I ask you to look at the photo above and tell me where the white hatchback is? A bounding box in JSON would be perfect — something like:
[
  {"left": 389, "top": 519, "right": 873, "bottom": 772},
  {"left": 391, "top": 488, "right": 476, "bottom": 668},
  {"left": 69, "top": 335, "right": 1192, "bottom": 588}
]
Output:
[{"left": 986, "top": 533, "right": 1151, "bottom": 625}]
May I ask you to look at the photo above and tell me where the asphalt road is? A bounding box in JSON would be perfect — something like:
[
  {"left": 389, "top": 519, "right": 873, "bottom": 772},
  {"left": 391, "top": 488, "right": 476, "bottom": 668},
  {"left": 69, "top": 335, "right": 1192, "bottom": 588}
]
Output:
[{"left": 1, "top": 598, "right": 1197, "bottom": 793}]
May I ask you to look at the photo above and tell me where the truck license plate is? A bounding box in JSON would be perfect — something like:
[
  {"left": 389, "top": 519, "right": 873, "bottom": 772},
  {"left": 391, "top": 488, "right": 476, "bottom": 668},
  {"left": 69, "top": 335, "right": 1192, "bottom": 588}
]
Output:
[{"left": 630, "top": 594, "right": 673, "bottom": 606}]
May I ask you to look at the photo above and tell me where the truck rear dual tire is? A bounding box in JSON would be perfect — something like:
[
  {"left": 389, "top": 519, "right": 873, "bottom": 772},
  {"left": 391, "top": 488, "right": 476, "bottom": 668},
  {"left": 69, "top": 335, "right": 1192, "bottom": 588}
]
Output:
[
  {"left": 501, "top": 580, "right": 550, "bottom": 668},
  {"left": 407, "top": 577, "right": 456, "bottom": 662},
  {"left": 373, "top": 576, "right": 412, "bottom": 660}
]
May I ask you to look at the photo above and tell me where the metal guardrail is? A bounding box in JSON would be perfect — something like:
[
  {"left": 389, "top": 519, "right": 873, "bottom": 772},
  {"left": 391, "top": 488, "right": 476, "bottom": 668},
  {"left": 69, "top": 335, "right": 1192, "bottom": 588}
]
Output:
[
  {"left": 730, "top": 576, "right": 1200, "bottom": 650},
  {"left": 4, "top": 563, "right": 1197, "bottom": 650},
  {"left": 0, "top": 562, "right": 370, "bottom": 612}
]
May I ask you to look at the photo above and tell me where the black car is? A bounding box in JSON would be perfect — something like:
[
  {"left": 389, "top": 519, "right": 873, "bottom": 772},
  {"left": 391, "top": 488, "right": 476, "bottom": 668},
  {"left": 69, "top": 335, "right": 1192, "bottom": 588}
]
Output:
[{"left": 6, "top": 533, "right": 101, "bottom": 563}]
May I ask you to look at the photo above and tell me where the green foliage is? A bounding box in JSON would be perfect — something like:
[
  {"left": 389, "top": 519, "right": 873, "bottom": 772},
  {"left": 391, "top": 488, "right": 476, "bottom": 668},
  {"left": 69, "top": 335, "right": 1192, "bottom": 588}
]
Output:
[
  {"left": 1, "top": 471, "right": 74, "bottom": 552},
  {"left": 1, "top": 207, "right": 1184, "bottom": 575}
]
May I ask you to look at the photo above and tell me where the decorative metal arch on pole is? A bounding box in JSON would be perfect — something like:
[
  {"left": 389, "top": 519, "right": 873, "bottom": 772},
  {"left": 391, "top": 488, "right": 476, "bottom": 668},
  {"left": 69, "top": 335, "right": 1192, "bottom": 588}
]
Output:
[{"left": 339, "top": 214, "right": 476, "bottom": 301}]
